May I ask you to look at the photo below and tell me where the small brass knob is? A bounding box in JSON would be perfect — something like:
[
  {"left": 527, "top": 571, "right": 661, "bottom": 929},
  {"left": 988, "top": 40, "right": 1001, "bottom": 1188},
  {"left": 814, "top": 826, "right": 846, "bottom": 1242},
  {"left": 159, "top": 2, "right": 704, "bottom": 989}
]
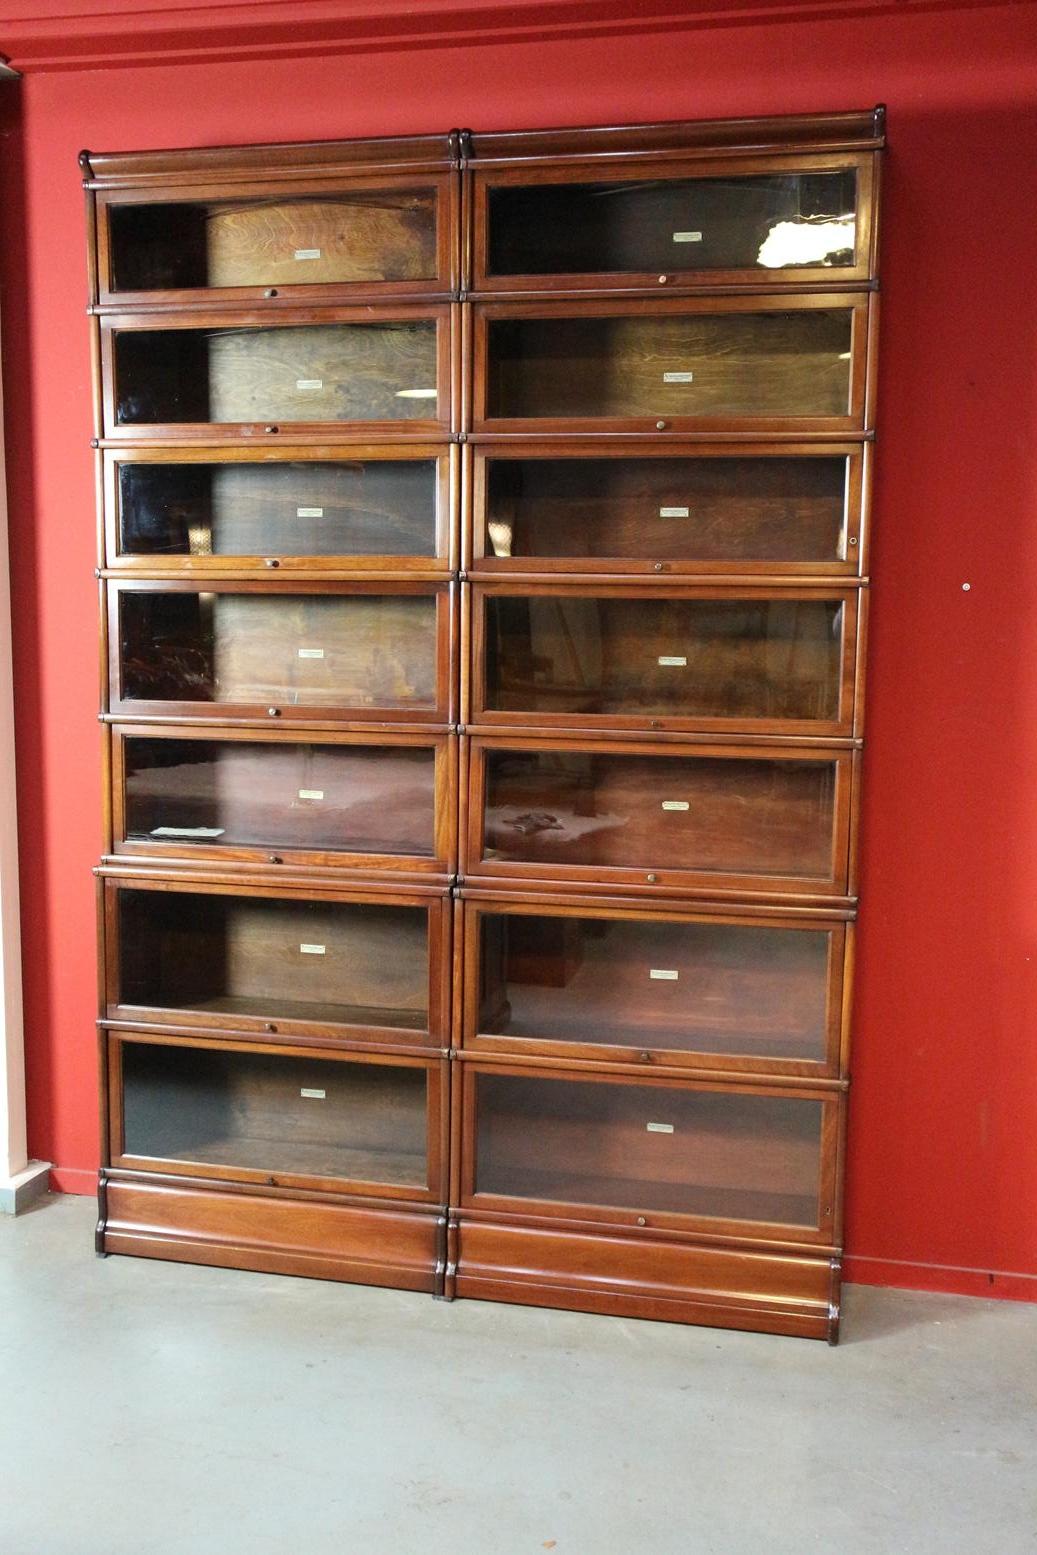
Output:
[
  {"left": 656, "top": 420, "right": 668, "bottom": 430},
  {"left": 265, "top": 425, "right": 279, "bottom": 434},
  {"left": 264, "top": 288, "right": 279, "bottom": 298},
  {"left": 265, "top": 1022, "right": 278, "bottom": 1033},
  {"left": 657, "top": 274, "right": 669, "bottom": 284},
  {"left": 654, "top": 562, "right": 665, "bottom": 572},
  {"left": 848, "top": 537, "right": 859, "bottom": 547},
  {"left": 267, "top": 707, "right": 281, "bottom": 717},
  {"left": 646, "top": 873, "right": 658, "bottom": 884},
  {"left": 639, "top": 1051, "right": 651, "bottom": 1062},
  {"left": 269, "top": 854, "right": 283, "bottom": 865},
  {"left": 264, "top": 558, "right": 280, "bottom": 568},
  {"left": 636, "top": 1216, "right": 647, "bottom": 1227}
]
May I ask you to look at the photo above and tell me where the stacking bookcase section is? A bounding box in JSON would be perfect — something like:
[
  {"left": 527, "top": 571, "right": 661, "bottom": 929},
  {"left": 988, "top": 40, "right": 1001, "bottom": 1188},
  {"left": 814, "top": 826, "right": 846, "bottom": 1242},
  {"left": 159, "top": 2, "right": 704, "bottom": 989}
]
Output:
[
  {"left": 469, "top": 583, "right": 861, "bottom": 738},
  {"left": 104, "top": 446, "right": 458, "bottom": 578},
  {"left": 105, "top": 580, "right": 456, "bottom": 727},
  {"left": 88, "top": 109, "right": 882, "bottom": 1337},
  {"left": 466, "top": 443, "right": 869, "bottom": 580},
  {"left": 107, "top": 725, "right": 456, "bottom": 882},
  {"left": 100, "top": 307, "right": 454, "bottom": 443},
  {"left": 470, "top": 296, "right": 872, "bottom": 439},
  {"left": 459, "top": 894, "right": 852, "bottom": 1079},
  {"left": 101, "top": 873, "right": 451, "bottom": 1048},
  {"left": 463, "top": 736, "right": 854, "bottom": 904}
]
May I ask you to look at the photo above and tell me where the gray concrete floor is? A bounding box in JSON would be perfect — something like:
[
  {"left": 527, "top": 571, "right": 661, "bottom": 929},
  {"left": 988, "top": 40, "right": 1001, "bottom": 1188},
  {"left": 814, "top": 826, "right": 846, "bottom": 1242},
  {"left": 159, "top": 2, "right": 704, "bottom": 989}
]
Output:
[{"left": 1, "top": 1195, "right": 1034, "bottom": 1555}]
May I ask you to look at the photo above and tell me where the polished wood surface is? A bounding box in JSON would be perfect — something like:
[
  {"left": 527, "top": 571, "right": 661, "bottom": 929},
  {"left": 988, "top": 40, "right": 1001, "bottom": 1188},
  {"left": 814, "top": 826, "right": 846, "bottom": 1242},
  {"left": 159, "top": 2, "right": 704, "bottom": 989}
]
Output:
[
  {"left": 89, "top": 110, "right": 881, "bottom": 1340},
  {"left": 472, "top": 445, "right": 862, "bottom": 576}
]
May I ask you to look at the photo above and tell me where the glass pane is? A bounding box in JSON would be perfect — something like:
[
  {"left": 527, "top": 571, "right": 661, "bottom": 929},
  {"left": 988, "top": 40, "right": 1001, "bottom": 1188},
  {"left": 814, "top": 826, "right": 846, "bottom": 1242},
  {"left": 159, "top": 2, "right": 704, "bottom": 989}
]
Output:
[
  {"left": 118, "top": 890, "right": 428, "bottom": 1030},
  {"left": 484, "top": 749, "right": 836, "bottom": 879},
  {"left": 110, "top": 192, "right": 438, "bottom": 290},
  {"left": 488, "top": 171, "right": 857, "bottom": 276},
  {"left": 114, "top": 323, "right": 439, "bottom": 425},
  {"left": 475, "top": 1073, "right": 821, "bottom": 1226},
  {"left": 483, "top": 456, "right": 848, "bottom": 565},
  {"left": 119, "top": 460, "right": 438, "bottom": 559},
  {"left": 486, "top": 596, "right": 842, "bottom": 722},
  {"left": 122, "top": 1043, "right": 428, "bottom": 1186},
  {"left": 118, "top": 591, "right": 438, "bottom": 709},
  {"left": 487, "top": 311, "right": 852, "bottom": 420},
  {"left": 479, "top": 914, "right": 830, "bottom": 1062},
  {"left": 124, "top": 738, "right": 436, "bottom": 857}
]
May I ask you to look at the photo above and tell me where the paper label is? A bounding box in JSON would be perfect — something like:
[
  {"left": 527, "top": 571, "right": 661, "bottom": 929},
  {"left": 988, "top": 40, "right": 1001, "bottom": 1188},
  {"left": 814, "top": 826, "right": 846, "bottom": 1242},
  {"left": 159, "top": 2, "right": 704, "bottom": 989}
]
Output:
[
  {"left": 659, "top": 506, "right": 689, "bottom": 518},
  {"left": 298, "top": 647, "right": 324, "bottom": 659},
  {"left": 395, "top": 387, "right": 438, "bottom": 399},
  {"left": 299, "top": 944, "right": 326, "bottom": 956},
  {"left": 649, "top": 969, "right": 679, "bottom": 981},
  {"left": 300, "top": 1087, "right": 326, "bottom": 1099},
  {"left": 662, "top": 371, "right": 694, "bottom": 384},
  {"left": 646, "top": 1121, "right": 675, "bottom": 1133},
  {"left": 151, "top": 826, "right": 225, "bottom": 838},
  {"left": 296, "top": 378, "right": 323, "bottom": 391},
  {"left": 294, "top": 248, "right": 322, "bottom": 260},
  {"left": 298, "top": 789, "right": 324, "bottom": 801},
  {"left": 658, "top": 655, "right": 687, "bottom": 667},
  {"left": 672, "top": 231, "right": 703, "bottom": 243},
  {"left": 297, "top": 506, "right": 324, "bottom": 518},
  {"left": 661, "top": 800, "right": 689, "bottom": 812}
]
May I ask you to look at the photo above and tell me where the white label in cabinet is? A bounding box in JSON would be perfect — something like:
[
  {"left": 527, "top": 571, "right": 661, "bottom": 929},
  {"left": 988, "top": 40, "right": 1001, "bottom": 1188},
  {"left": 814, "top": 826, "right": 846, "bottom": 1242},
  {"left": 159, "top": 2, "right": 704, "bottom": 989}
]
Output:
[
  {"left": 658, "top": 655, "right": 687, "bottom": 667},
  {"left": 297, "top": 506, "right": 324, "bottom": 518},
  {"left": 296, "top": 378, "right": 323, "bottom": 391},
  {"left": 661, "top": 800, "right": 689, "bottom": 812},
  {"left": 646, "top": 1121, "right": 675, "bottom": 1133},
  {"left": 672, "top": 231, "right": 703, "bottom": 243},
  {"left": 659, "top": 506, "right": 689, "bottom": 518},
  {"left": 300, "top": 1087, "right": 326, "bottom": 1099},
  {"left": 298, "top": 789, "right": 324, "bottom": 801},
  {"left": 662, "top": 371, "right": 694, "bottom": 383},
  {"left": 299, "top": 944, "right": 326, "bottom": 956},
  {"left": 298, "top": 647, "right": 325, "bottom": 659},
  {"left": 294, "top": 249, "right": 322, "bottom": 261},
  {"left": 649, "top": 969, "right": 679, "bottom": 981}
]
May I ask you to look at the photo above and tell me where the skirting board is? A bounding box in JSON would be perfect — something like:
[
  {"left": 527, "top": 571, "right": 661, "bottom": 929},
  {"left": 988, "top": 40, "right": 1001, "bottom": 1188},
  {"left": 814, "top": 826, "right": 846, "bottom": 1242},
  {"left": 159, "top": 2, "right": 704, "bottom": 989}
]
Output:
[{"left": 0, "top": 1159, "right": 51, "bottom": 1214}]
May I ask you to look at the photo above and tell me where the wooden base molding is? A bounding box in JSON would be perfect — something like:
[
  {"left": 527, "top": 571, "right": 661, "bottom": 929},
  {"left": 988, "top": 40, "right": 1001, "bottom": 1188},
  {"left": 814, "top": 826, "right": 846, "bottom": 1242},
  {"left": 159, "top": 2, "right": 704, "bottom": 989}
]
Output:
[
  {"left": 100, "top": 1174, "right": 444, "bottom": 1294},
  {"left": 453, "top": 1218, "right": 838, "bottom": 1340}
]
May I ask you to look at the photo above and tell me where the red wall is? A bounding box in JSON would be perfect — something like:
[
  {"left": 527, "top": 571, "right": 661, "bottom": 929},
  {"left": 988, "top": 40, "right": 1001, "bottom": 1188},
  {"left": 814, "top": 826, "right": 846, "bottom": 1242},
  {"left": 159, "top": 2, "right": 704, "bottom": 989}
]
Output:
[{"left": 4, "top": 3, "right": 1036, "bottom": 1299}]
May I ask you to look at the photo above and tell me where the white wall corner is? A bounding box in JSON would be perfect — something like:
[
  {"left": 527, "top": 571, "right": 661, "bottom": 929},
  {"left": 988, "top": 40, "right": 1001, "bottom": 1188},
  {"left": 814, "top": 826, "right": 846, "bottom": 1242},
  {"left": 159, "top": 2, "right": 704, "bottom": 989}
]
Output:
[{"left": 0, "top": 314, "right": 50, "bottom": 1212}]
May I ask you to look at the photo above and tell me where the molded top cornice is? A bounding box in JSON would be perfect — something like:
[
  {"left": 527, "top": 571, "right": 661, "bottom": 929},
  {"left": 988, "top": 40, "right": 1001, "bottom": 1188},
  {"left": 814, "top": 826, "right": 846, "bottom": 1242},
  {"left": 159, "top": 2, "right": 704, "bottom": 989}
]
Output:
[{"left": 0, "top": 0, "right": 1029, "bottom": 75}]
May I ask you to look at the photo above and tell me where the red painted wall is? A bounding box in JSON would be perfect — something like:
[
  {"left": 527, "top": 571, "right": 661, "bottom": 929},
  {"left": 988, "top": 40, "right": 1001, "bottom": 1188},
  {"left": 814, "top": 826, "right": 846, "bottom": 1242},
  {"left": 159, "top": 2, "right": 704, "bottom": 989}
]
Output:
[{"left": 3, "top": 2, "right": 1036, "bottom": 1298}]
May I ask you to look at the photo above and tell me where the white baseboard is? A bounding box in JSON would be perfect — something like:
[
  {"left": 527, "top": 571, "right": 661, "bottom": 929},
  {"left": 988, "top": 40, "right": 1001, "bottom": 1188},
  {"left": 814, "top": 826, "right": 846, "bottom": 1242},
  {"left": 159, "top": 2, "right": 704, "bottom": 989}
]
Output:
[{"left": 0, "top": 1160, "right": 51, "bottom": 1214}]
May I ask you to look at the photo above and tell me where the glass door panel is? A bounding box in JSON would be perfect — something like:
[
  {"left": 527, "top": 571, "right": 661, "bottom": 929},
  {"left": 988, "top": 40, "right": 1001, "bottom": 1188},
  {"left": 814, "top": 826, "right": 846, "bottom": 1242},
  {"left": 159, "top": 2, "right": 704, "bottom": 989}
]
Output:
[
  {"left": 115, "top": 888, "right": 430, "bottom": 1033},
  {"left": 475, "top": 911, "right": 835, "bottom": 1066},
  {"left": 479, "top": 747, "right": 841, "bottom": 887},
  {"left": 120, "top": 1042, "right": 429, "bottom": 1188},
  {"left": 111, "top": 320, "right": 441, "bottom": 428},
  {"left": 481, "top": 592, "right": 847, "bottom": 729},
  {"left": 483, "top": 305, "right": 855, "bottom": 425},
  {"left": 484, "top": 168, "right": 859, "bottom": 281},
  {"left": 116, "top": 457, "right": 441, "bottom": 563},
  {"left": 108, "top": 189, "right": 440, "bottom": 293},
  {"left": 120, "top": 736, "right": 438, "bottom": 862},
  {"left": 476, "top": 453, "right": 854, "bottom": 571},
  {"left": 472, "top": 1071, "right": 823, "bottom": 1229},
  {"left": 114, "top": 588, "right": 442, "bottom": 717}
]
